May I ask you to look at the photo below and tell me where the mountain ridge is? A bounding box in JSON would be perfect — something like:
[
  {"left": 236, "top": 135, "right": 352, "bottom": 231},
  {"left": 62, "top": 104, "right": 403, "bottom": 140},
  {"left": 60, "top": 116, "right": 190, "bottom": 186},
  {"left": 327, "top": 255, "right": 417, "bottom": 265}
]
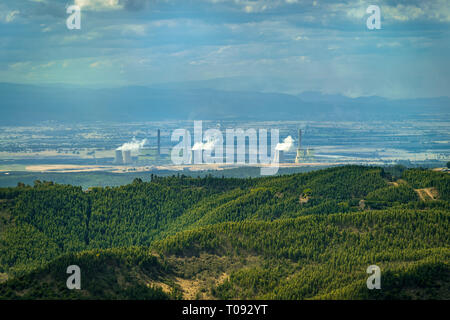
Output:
[{"left": 0, "top": 82, "right": 448, "bottom": 124}]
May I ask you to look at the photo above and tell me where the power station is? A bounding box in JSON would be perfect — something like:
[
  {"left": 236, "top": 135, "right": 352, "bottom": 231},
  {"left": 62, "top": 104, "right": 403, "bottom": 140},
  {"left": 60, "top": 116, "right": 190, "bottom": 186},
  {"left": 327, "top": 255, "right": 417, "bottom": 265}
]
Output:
[
  {"left": 114, "top": 130, "right": 164, "bottom": 165},
  {"left": 295, "top": 129, "right": 314, "bottom": 163},
  {"left": 113, "top": 128, "right": 312, "bottom": 166},
  {"left": 114, "top": 149, "right": 133, "bottom": 165},
  {"left": 137, "top": 129, "right": 168, "bottom": 165}
]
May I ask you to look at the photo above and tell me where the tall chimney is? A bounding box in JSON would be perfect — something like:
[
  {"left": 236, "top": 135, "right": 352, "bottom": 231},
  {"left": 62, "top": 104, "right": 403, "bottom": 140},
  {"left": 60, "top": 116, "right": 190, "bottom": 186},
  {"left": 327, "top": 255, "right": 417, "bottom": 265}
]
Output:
[
  {"left": 295, "top": 128, "right": 302, "bottom": 164},
  {"left": 157, "top": 129, "right": 161, "bottom": 156},
  {"left": 298, "top": 129, "right": 302, "bottom": 149}
]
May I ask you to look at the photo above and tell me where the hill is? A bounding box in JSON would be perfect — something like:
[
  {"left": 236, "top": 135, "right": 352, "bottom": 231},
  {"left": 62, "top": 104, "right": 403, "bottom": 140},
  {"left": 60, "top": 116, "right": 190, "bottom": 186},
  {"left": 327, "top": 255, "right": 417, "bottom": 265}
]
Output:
[{"left": 0, "top": 166, "right": 449, "bottom": 299}]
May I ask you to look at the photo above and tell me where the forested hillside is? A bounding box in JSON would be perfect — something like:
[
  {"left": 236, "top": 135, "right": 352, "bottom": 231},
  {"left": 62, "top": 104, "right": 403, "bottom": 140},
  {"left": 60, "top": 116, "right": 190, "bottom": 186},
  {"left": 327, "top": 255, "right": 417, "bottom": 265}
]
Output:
[{"left": 0, "top": 166, "right": 448, "bottom": 299}]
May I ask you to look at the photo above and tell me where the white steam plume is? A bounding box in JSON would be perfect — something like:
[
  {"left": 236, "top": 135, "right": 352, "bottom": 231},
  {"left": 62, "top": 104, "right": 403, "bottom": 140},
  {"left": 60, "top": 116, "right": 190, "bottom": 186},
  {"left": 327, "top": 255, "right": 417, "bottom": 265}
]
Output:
[
  {"left": 192, "top": 138, "right": 218, "bottom": 151},
  {"left": 275, "top": 136, "right": 295, "bottom": 152},
  {"left": 117, "top": 137, "right": 147, "bottom": 152}
]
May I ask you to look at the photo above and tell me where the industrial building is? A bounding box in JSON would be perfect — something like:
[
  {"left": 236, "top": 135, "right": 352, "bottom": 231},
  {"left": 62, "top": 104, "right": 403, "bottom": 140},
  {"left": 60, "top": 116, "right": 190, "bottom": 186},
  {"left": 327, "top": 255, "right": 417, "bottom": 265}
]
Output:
[
  {"left": 274, "top": 150, "right": 285, "bottom": 163},
  {"left": 295, "top": 129, "right": 314, "bottom": 163},
  {"left": 113, "top": 130, "right": 168, "bottom": 166},
  {"left": 137, "top": 129, "right": 169, "bottom": 165},
  {"left": 123, "top": 150, "right": 132, "bottom": 164},
  {"left": 138, "top": 147, "right": 159, "bottom": 162},
  {"left": 114, "top": 150, "right": 123, "bottom": 164}
]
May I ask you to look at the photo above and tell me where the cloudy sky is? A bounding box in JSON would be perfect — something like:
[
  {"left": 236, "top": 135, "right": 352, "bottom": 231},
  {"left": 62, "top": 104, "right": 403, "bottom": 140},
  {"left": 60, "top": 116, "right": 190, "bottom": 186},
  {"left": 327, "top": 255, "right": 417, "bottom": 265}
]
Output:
[{"left": 0, "top": 0, "right": 449, "bottom": 98}]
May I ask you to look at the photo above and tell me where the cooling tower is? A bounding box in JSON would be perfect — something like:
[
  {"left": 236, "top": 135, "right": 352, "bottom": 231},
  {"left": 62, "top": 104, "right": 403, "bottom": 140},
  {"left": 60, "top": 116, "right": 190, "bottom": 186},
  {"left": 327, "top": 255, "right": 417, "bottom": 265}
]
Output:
[
  {"left": 275, "top": 150, "right": 285, "bottom": 163},
  {"left": 114, "top": 150, "right": 123, "bottom": 164},
  {"left": 123, "top": 150, "right": 132, "bottom": 164}
]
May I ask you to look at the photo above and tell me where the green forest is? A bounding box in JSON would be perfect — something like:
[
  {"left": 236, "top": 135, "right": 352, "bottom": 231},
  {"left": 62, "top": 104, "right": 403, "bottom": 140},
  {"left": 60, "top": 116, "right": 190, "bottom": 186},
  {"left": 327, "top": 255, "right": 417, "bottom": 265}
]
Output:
[{"left": 0, "top": 165, "right": 449, "bottom": 300}]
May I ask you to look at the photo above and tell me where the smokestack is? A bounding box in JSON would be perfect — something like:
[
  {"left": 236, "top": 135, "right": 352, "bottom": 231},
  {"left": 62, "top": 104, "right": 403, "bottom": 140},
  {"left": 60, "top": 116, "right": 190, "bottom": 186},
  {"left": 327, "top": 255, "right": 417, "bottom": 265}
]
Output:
[
  {"left": 114, "top": 150, "right": 123, "bottom": 165},
  {"left": 157, "top": 129, "right": 161, "bottom": 156},
  {"left": 298, "top": 129, "right": 302, "bottom": 149},
  {"left": 295, "top": 128, "right": 302, "bottom": 164},
  {"left": 123, "top": 150, "right": 132, "bottom": 164},
  {"left": 184, "top": 129, "right": 191, "bottom": 163}
]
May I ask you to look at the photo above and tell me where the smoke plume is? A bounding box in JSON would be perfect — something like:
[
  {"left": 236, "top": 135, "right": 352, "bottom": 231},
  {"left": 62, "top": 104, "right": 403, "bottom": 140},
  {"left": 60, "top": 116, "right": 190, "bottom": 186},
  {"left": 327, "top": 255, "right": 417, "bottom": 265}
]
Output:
[
  {"left": 275, "top": 136, "right": 295, "bottom": 152},
  {"left": 192, "top": 138, "right": 217, "bottom": 151},
  {"left": 117, "top": 137, "right": 147, "bottom": 152}
]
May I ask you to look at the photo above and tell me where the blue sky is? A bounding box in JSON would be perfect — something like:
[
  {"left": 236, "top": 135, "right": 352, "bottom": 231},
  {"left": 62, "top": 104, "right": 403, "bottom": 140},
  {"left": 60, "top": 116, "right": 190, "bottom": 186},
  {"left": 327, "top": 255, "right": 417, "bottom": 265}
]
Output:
[{"left": 0, "top": 0, "right": 449, "bottom": 98}]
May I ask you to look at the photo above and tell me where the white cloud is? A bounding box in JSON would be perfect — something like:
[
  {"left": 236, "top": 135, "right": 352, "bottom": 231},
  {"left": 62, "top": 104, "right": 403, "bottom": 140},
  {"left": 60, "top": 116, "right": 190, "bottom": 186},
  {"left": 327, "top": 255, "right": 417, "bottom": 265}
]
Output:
[
  {"left": 9, "top": 61, "right": 31, "bottom": 69},
  {"left": 381, "top": 1, "right": 450, "bottom": 23},
  {"left": 40, "top": 61, "right": 55, "bottom": 68},
  {"left": 151, "top": 19, "right": 178, "bottom": 28},
  {"left": 74, "top": 0, "right": 122, "bottom": 11},
  {"left": 41, "top": 25, "right": 52, "bottom": 32},
  {"left": 32, "top": 61, "right": 55, "bottom": 70},
  {"left": 61, "top": 31, "right": 102, "bottom": 44},
  {"left": 383, "top": 4, "right": 424, "bottom": 22},
  {"left": 89, "top": 59, "right": 113, "bottom": 68},
  {"left": 376, "top": 42, "right": 401, "bottom": 48},
  {"left": 116, "top": 24, "right": 148, "bottom": 36},
  {"left": 331, "top": 0, "right": 450, "bottom": 23},
  {"left": 5, "top": 10, "right": 19, "bottom": 23},
  {"left": 294, "top": 35, "right": 309, "bottom": 41}
]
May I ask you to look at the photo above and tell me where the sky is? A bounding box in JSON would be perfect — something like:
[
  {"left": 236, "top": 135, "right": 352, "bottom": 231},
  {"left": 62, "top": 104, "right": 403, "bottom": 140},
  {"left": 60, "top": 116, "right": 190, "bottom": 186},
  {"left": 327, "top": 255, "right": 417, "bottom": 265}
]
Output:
[{"left": 0, "top": 0, "right": 449, "bottom": 98}]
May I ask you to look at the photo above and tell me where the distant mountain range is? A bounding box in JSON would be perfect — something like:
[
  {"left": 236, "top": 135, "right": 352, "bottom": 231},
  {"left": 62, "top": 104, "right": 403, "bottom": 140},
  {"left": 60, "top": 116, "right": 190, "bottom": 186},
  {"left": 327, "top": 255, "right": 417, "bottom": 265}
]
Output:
[{"left": 0, "top": 82, "right": 448, "bottom": 124}]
